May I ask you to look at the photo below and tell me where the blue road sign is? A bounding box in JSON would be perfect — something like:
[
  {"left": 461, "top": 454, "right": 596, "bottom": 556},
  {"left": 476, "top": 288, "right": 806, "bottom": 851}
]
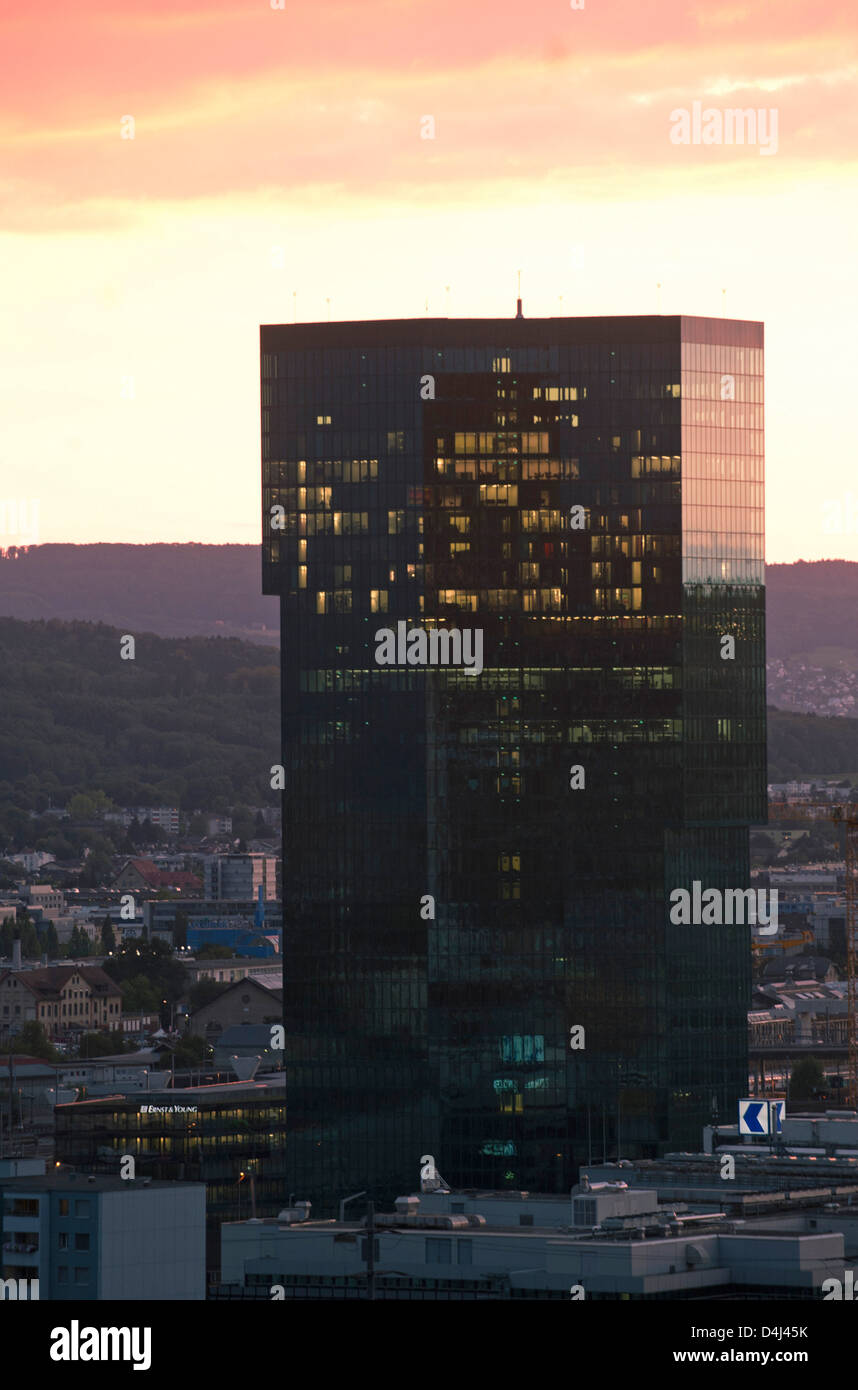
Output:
[
  {"left": 770, "top": 1100, "right": 785, "bottom": 1134},
  {"left": 738, "top": 1099, "right": 769, "bottom": 1134}
]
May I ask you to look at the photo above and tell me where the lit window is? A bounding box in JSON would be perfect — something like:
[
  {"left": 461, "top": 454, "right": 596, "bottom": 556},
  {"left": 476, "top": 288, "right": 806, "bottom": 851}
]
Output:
[{"left": 315, "top": 414, "right": 332, "bottom": 425}]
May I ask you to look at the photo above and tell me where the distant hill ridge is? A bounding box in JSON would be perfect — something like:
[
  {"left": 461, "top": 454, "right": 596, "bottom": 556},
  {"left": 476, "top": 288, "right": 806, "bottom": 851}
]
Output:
[
  {"left": 0, "top": 543, "right": 278, "bottom": 645},
  {"left": 1, "top": 546, "right": 857, "bottom": 659}
]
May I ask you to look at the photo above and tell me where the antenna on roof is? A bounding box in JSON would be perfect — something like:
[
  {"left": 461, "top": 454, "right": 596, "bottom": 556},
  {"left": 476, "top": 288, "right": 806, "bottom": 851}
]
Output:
[{"left": 515, "top": 270, "right": 523, "bottom": 319}]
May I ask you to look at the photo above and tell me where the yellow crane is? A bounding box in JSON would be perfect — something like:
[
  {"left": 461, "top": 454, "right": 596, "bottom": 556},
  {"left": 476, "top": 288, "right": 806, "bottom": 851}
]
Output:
[{"left": 768, "top": 797, "right": 858, "bottom": 1105}]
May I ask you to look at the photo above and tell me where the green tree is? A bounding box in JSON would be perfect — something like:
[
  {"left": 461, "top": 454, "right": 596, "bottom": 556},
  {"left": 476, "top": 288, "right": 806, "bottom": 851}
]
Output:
[
  {"left": 103, "top": 937, "right": 187, "bottom": 1006},
  {"left": 77, "top": 1030, "right": 121, "bottom": 1058},
  {"left": 20, "top": 919, "right": 40, "bottom": 958},
  {"left": 188, "top": 977, "right": 230, "bottom": 1012},
  {"left": 0, "top": 859, "right": 19, "bottom": 889},
  {"left": 11, "top": 1020, "right": 60, "bottom": 1061},
  {"left": 196, "top": 943, "right": 234, "bottom": 959},
  {"left": 67, "top": 924, "right": 88, "bottom": 956},
  {"left": 170, "top": 1034, "right": 210, "bottom": 1069},
  {"left": 100, "top": 916, "right": 116, "bottom": 953},
  {"left": 173, "top": 910, "right": 189, "bottom": 950},
  {"left": 230, "top": 804, "right": 255, "bottom": 842},
  {"left": 76, "top": 849, "right": 115, "bottom": 892},
  {"left": 0, "top": 920, "right": 16, "bottom": 958},
  {"left": 44, "top": 921, "right": 60, "bottom": 958},
  {"left": 121, "top": 976, "right": 161, "bottom": 1013},
  {"left": 67, "top": 793, "right": 97, "bottom": 822},
  {"left": 790, "top": 1056, "right": 826, "bottom": 1100}
]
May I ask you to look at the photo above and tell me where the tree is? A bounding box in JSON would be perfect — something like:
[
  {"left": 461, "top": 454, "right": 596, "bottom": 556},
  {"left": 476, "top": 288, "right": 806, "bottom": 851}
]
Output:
[
  {"left": 188, "top": 977, "right": 230, "bottom": 1012},
  {"left": 173, "top": 910, "right": 189, "bottom": 950},
  {"left": 121, "top": 976, "right": 160, "bottom": 1013},
  {"left": 67, "top": 924, "right": 87, "bottom": 956},
  {"left": 170, "top": 1034, "right": 209, "bottom": 1069},
  {"left": 0, "top": 920, "right": 15, "bottom": 958},
  {"left": 77, "top": 1030, "right": 120, "bottom": 1059},
  {"left": 67, "top": 793, "right": 97, "bottom": 822},
  {"left": 0, "top": 859, "right": 19, "bottom": 890},
  {"left": 20, "top": 919, "right": 40, "bottom": 959},
  {"left": 140, "top": 817, "right": 165, "bottom": 845},
  {"left": 44, "top": 921, "right": 60, "bottom": 958},
  {"left": 102, "top": 937, "right": 187, "bottom": 1006},
  {"left": 196, "top": 943, "right": 234, "bottom": 960},
  {"left": 10, "top": 1020, "right": 60, "bottom": 1061},
  {"left": 100, "top": 916, "right": 116, "bottom": 953},
  {"left": 76, "top": 849, "right": 115, "bottom": 892},
  {"left": 790, "top": 1056, "right": 826, "bottom": 1100},
  {"left": 230, "top": 804, "right": 255, "bottom": 843}
]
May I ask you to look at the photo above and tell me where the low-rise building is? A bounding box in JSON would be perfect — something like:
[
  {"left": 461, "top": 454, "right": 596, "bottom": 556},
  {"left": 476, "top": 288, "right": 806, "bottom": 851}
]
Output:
[
  {"left": 184, "top": 957, "right": 281, "bottom": 990},
  {"left": 189, "top": 978, "right": 283, "bottom": 1044},
  {"left": 112, "top": 859, "right": 201, "bottom": 895},
  {"left": 143, "top": 898, "right": 283, "bottom": 938},
  {"left": 216, "top": 1176, "right": 856, "bottom": 1300},
  {"left": 26, "top": 885, "right": 65, "bottom": 916},
  {"left": 8, "top": 852, "right": 56, "bottom": 873},
  {"left": 55, "top": 1076, "right": 287, "bottom": 1275},
  {"left": 0, "top": 965, "right": 123, "bottom": 1040},
  {"left": 0, "top": 1170, "right": 205, "bottom": 1300}
]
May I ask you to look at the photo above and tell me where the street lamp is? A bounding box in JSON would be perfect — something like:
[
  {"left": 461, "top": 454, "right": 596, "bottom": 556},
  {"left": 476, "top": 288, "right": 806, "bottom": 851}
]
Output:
[{"left": 339, "top": 1190, "right": 367, "bottom": 1223}]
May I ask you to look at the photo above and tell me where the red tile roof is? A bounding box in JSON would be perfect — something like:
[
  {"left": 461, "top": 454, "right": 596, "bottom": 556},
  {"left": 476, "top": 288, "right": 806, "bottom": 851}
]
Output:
[{"left": 115, "top": 858, "right": 201, "bottom": 892}]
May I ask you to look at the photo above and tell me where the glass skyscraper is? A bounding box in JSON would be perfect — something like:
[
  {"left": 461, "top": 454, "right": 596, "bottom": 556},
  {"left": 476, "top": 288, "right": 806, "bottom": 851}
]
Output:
[{"left": 261, "top": 314, "right": 766, "bottom": 1211}]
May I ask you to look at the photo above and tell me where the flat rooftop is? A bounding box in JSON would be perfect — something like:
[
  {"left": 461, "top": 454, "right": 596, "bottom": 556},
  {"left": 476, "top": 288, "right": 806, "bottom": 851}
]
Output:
[
  {"left": 261, "top": 314, "right": 763, "bottom": 351},
  {"left": 56, "top": 1078, "right": 285, "bottom": 1107},
  {"left": 0, "top": 1173, "right": 201, "bottom": 1193}
]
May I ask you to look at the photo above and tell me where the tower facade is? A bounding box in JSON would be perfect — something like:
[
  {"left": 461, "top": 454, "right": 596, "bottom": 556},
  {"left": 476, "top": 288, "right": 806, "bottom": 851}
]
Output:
[{"left": 261, "top": 315, "right": 765, "bottom": 1209}]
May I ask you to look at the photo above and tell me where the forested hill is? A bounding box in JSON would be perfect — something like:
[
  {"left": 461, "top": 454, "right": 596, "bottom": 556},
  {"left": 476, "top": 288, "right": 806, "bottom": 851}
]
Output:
[
  {"left": 0, "top": 618, "right": 856, "bottom": 824},
  {"left": 1, "top": 547, "right": 856, "bottom": 660},
  {"left": 0, "top": 618, "right": 280, "bottom": 816}
]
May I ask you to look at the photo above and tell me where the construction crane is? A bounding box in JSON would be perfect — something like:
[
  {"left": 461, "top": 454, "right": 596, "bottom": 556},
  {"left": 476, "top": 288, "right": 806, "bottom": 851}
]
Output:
[{"left": 767, "top": 797, "right": 858, "bottom": 1106}]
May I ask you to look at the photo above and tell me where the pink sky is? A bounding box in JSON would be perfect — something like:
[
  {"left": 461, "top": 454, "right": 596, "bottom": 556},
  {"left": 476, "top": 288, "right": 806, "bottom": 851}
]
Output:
[{"left": 1, "top": 0, "right": 857, "bottom": 558}]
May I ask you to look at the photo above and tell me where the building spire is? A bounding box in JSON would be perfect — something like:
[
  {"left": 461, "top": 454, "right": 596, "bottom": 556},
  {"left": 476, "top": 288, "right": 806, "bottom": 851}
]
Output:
[{"left": 515, "top": 269, "right": 523, "bottom": 318}]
